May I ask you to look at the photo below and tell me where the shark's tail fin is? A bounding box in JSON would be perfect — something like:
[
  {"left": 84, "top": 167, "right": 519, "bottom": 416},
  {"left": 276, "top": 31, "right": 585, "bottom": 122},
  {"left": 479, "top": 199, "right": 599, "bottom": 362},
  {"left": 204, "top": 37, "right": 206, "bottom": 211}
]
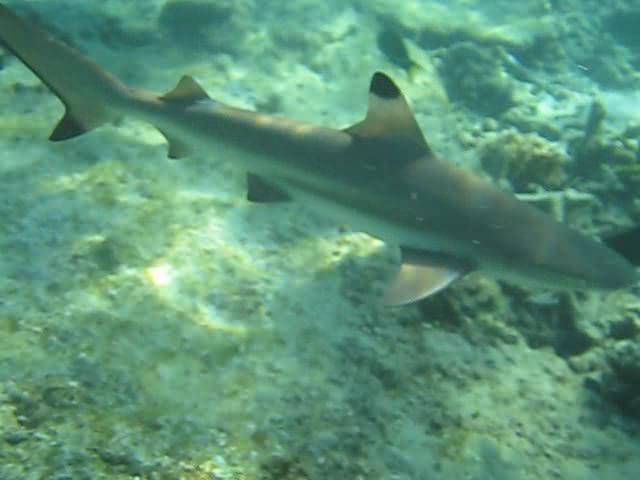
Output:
[{"left": 0, "top": 5, "right": 127, "bottom": 141}]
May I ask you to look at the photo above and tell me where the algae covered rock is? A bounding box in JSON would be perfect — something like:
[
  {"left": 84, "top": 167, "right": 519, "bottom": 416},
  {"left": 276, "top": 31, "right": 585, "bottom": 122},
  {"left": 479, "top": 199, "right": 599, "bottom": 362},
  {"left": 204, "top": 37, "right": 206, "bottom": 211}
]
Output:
[
  {"left": 417, "top": 277, "right": 517, "bottom": 346},
  {"left": 606, "top": 7, "right": 640, "bottom": 51},
  {"left": 377, "top": 27, "right": 415, "bottom": 72},
  {"left": 572, "top": 124, "right": 640, "bottom": 187},
  {"left": 570, "top": 118, "right": 640, "bottom": 223},
  {"left": 598, "top": 7, "right": 640, "bottom": 87},
  {"left": 479, "top": 131, "right": 568, "bottom": 192},
  {"left": 437, "top": 42, "right": 515, "bottom": 117},
  {"left": 573, "top": 137, "right": 638, "bottom": 180},
  {"left": 594, "top": 339, "right": 640, "bottom": 418},
  {"left": 158, "top": 0, "right": 244, "bottom": 52}
]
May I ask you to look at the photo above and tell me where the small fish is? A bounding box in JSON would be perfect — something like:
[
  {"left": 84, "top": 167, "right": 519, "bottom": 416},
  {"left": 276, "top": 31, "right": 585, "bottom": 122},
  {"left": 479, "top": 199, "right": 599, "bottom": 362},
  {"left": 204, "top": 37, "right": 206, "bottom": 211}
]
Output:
[{"left": 0, "top": 4, "right": 636, "bottom": 305}]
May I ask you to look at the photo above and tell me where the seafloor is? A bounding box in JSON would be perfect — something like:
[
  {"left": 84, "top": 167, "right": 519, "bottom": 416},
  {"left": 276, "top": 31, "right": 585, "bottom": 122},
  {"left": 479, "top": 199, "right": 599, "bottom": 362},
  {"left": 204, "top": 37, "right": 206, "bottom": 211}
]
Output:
[{"left": 1, "top": 0, "right": 640, "bottom": 479}]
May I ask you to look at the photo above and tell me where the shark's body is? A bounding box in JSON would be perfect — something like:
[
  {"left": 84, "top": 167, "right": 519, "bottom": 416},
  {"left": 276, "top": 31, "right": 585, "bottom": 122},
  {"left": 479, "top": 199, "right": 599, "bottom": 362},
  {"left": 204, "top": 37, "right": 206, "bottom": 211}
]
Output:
[{"left": 0, "top": 4, "right": 637, "bottom": 304}]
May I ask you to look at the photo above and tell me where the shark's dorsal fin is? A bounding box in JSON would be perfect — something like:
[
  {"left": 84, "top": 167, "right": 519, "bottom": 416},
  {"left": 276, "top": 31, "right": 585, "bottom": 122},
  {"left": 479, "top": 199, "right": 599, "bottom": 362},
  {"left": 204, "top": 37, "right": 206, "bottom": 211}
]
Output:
[
  {"left": 156, "top": 76, "right": 209, "bottom": 158},
  {"left": 160, "top": 75, "right": 210, "bottom": 104},
  {"left": 345, "top": 72, "right": 431, "bottom": 153}
]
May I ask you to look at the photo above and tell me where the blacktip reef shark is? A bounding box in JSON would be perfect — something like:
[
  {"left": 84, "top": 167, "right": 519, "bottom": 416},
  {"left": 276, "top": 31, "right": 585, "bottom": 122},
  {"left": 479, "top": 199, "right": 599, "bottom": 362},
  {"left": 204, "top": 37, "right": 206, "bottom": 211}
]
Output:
[{"left": 0, "top": 4, "right": 637, "bottom": 305}]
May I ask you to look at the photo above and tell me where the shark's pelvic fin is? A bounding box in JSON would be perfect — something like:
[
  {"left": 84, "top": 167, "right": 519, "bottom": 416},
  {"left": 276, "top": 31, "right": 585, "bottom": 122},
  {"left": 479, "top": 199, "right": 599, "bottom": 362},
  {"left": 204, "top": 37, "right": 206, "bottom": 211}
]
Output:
[
  {"left": 345, "top": 72, "right": 431, "bottom": 154},
  {"left": 160, "top": 75, "right": 211, "bottom": 105},
  {"left": 247, "top": 174, "right": 291, "bottom": 202}
]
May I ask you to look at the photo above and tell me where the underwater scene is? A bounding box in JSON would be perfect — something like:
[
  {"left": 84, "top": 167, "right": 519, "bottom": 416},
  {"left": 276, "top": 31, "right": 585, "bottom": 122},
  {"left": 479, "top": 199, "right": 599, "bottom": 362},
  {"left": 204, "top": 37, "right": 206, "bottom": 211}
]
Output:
[{"left": 1, "top": 0, "right": 640, "bottom": 478}]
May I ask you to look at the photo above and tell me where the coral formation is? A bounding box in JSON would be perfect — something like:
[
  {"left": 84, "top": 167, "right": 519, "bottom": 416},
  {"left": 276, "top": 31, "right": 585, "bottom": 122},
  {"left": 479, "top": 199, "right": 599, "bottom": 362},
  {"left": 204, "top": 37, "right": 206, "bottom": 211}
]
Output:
[
  {"left": 479, "top": 131, "right": 568, "bottom": 192},
  {"left": 1, "top": 1, "right": 640, "bottom": 479},
  {"left": 437, "top": 42, "right": 515, "bottom": 117},
  {"left": 158, "top": 0, "right": 242, "bottom": 52}
]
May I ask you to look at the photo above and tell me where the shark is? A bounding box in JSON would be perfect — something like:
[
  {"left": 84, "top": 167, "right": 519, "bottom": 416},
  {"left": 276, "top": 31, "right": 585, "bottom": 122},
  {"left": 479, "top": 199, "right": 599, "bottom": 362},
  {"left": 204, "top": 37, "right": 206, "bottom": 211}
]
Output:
[{"left": 0, "top": 4, "right": 637, "bottom": 305}]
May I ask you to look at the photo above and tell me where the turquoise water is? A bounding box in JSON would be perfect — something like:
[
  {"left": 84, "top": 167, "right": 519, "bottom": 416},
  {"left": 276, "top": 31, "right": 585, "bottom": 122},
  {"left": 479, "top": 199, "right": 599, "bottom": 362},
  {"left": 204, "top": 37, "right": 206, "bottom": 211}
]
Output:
[{"left": 0, "top": 1, "right": 639, "bottom": 478}]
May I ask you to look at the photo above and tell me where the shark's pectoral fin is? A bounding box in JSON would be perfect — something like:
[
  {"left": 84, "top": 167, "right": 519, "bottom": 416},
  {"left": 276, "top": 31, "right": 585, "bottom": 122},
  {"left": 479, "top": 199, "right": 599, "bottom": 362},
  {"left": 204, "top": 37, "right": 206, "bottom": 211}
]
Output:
[
  {"left": 383, "top": 248, "right": 470, "bottom": 305},
  {"left": 344, "top": 72, "right": 432, "bottom": 154},
  {"left": 247, "top": 174, "right": 291, "bottom": 202},
  {"left": 383, "top": 263, "right": 462, "bottom": 305}
]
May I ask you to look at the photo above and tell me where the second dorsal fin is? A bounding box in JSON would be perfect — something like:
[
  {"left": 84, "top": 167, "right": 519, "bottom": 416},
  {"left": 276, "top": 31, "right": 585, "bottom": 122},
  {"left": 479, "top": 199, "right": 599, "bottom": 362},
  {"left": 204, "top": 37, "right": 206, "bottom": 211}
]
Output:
[
  {"left": 345, "top": 72, "right": 430, "bottom": 153},
  {"left": 160, "top": 75, "right": 210, "bottom": 104}
]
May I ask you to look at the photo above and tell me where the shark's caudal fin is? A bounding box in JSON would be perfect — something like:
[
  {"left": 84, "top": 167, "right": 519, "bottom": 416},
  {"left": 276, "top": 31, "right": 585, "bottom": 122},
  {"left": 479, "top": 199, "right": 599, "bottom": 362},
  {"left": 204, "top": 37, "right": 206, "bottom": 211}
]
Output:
[{"left": 0, "top": 4, "right": 126, "bottom": 140}]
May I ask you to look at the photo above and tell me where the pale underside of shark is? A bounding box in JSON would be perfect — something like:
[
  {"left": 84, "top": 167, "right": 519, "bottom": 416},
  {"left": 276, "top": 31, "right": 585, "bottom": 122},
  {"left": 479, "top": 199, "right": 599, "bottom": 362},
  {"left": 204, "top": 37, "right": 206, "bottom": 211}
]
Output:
[{"left": 0, "top": 4, "right": 637, "bottom": 305}]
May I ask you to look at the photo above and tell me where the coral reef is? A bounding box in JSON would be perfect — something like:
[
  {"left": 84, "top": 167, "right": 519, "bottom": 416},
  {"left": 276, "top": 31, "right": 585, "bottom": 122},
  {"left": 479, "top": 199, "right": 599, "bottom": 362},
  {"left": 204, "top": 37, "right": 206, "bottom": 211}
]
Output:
[
  {"left": 479, "top": 130, "right": 568, "bottom": 192},
  {"left": 158, "top": 0, "right": 243, "bottom": 53},
  {"left": 1, "top": 1, "right": 640, "bottom": 479},
  {"left": 437, "top": 42, "right": 515, "bottom": 117}
]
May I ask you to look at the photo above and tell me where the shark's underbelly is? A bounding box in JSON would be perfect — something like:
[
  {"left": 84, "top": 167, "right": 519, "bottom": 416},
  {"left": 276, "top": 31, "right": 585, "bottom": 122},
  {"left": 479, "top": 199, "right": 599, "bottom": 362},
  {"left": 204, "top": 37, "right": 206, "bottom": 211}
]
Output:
[
  {"left": 280, "top": 182, "right": 459, "bottom": 255},
  {"left": 274, "top": 180, "right": 608, "bottom": 290}
]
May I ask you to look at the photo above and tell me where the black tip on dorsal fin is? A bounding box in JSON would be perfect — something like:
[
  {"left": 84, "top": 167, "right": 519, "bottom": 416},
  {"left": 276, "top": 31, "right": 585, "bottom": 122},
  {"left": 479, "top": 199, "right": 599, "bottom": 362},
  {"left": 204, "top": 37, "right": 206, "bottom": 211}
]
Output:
[
  {"left": 344, "top": 72, "right": 431, "bottom": 154},
  {"left": 160, "top": 75, "right": 210, "bottom": 104},
  {"left": 370, "top": 71, "right": 401, "bottom": 99}
]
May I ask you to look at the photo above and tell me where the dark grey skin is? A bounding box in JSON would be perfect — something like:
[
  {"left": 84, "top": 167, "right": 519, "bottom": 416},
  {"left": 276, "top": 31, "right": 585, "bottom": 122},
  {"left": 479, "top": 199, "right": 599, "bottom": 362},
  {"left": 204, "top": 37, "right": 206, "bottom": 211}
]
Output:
[{"left": 0, "top": 4, "right": 636, "bottom": 304}]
